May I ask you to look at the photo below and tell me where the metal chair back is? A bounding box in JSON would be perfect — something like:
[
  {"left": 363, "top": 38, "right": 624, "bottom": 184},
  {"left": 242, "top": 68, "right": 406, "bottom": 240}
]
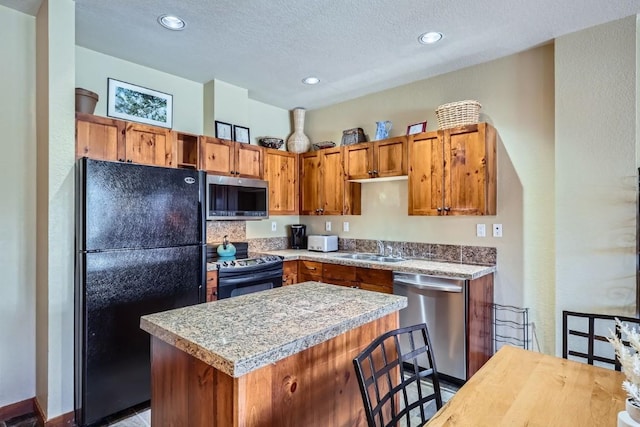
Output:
[
  {"left": 562, "top": 310, "right": 640, "bottom": 369},
  {"left": 353, "top": 323, "right": 443, "bottom": 427}
]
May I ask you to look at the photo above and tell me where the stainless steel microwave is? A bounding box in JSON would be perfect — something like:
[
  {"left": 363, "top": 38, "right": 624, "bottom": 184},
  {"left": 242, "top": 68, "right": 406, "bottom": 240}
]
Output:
[{"left": 205, "top": 175, "right": 269, "bottom": 220}]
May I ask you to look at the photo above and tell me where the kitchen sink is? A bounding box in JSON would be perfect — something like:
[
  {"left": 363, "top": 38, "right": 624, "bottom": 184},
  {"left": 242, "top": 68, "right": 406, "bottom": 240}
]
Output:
[{"left": 338, "top": 253, "right": 405, "bottom": 263}]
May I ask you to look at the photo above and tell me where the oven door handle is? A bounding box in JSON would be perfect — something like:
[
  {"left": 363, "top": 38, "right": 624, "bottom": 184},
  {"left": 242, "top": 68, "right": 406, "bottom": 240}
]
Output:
[{"left": 218, "top": 271, "right": 282, "bottom": 286}]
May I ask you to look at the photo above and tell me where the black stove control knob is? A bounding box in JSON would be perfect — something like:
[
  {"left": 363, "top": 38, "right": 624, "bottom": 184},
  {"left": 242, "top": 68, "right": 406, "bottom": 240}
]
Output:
[
  {"left": 230, "top": 261, "right": 236, "bottom": 266},
  {"left": 256, "top": 258, "right": 264, "bottom": 263},
  {"left": 222, "top": 261, "right": 228, "bottom": 267},
  {"left": 237, "top": 261, "right": 245, "bottom": 266}
]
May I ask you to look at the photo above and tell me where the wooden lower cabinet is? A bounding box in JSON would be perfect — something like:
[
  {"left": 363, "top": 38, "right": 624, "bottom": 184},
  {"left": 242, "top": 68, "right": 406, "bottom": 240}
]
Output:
[
  {"left": 282, "top": 260, "right": 297, "bottom": 286},
  {"left": 149, "top": 313, "right": 398, "bottom": 426},
  {"left": 206, "top": 270, "right": 218, "bottom": 302},
  {"left": 293, "top": 261, "right": 394, "bottom": 294}
]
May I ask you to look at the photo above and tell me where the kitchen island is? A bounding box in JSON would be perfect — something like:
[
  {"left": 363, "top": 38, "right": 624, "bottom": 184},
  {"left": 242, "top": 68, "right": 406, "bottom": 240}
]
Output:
[{"left": 140, "top": 281, "right": 407, "bottom": 427}]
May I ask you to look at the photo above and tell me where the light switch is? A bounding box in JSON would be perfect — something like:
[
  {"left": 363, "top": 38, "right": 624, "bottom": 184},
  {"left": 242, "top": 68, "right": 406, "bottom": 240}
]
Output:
[
  {"left": 343, "top": 222, "right": 350, "bottom": 232},
  {"left": 476, "top": 224, "right": 486, "bottom": 237},
  {"left": 325, "top": 221, "right": 331, "bottom": 231},
  {"left": 493, "top": 224, "right": 503, "bottom": 237},
  {"left": 271, "top": 221, "right": 277, "bottom": 232}
]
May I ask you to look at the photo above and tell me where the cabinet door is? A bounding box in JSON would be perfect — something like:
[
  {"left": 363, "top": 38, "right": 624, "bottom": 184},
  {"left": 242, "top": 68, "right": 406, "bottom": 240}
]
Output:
[
  {"left": 235, "top": 143, "right": 263, "bottom": 179},
  {"left": 200, "top": 136, "right": 234, "bottom": 175},
  {"left": 206, "top": 270, "right": 218, "bottom": 302},
  {"left": 408, "top": 131, "right": 443, "bottom": 215},
  {"left": 283, "top": 260, "right": 298, "bottom": 285},
  {"left": 375, "top": 136, "right": 407, "bottom": 178},
  {"left": 356, "top": 268, "right": 393, "bottom": 294},
  {"left": 344, "top": 142, "right": 374, "bottom": 180},
  {"left": 444, "top": 123, "right": 496, "bottom": 215},
  {"left": 124, "top": 122, "right": 173, "bottom": 167},
  {"left": 319, "top": 147, "right": 345, "bottom": 215},
  {"left": 300, "top": 152, "right": 321, "bottom": 215},
  {"left": 75, "top": 113, "right": 124, "bottom": 161},
  {"left": 264, "top": 149, "right": 299, "bottom": 215}
]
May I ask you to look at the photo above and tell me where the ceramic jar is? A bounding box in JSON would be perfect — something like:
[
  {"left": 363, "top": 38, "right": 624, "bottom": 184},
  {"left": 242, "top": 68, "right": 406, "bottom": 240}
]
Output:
[
  {"left": 287, "top": 108, "right": 311, "bottom": 153},
  {"left": 619, "top": 398, "right": 640, "bottom": 427}
]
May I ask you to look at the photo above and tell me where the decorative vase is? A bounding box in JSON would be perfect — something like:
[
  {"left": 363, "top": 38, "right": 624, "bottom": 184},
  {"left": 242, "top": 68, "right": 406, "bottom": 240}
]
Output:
[
  {"left": 619, "top": 399, "right": 640, "bottom": 427},
  {"left": 287, "top": 108, "right": 311, "bottom": 153}
]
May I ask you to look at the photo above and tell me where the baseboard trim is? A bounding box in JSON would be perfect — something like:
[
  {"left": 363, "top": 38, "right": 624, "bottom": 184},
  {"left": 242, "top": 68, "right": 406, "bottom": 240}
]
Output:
[
  {"left": 0, "top": 398, "right": 35, "bottom": 422},
  {"left": 34, "top": 398, "right": 75, "bottom": 427}
]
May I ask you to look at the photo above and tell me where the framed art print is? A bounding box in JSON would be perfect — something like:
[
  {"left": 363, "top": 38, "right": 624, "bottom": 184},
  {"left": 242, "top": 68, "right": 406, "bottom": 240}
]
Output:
[
  {"left": 107, "top": 78, "right": 173, "bottom": 128},
  {"left": 215, "top": 120, "right": 233, "bottom": 140},
  {"left": 233, "top": 125, "right": 250, "bottom": 144},
  {"left": 406, "top": 121, "right": 427, "bottom": 135}
]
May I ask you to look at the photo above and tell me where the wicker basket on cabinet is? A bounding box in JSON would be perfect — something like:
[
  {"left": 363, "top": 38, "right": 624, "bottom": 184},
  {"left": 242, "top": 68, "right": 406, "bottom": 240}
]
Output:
[{"left": 435, "top": 100, "right": 482, "bottom": 129}]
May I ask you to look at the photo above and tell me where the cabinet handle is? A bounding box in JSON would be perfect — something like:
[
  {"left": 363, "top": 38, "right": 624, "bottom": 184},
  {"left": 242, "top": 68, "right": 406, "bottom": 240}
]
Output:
[
  {"left": 307, "top": 267, "right": 317, "bottom": 270},
  {"left": 319, "top": 208, "right": 324, "bottom": 214},
  {"left": 437, "top": 207, "right": 442, "bottom": 212},
  {"left": 367, "top": 170, "right": 373, "bottom": 175},
  {"left": 443, "top": 207, "right": 451, "bottom": 212},
  {"left": 372, "top": 170, "right": 378, "bottom": 175}
]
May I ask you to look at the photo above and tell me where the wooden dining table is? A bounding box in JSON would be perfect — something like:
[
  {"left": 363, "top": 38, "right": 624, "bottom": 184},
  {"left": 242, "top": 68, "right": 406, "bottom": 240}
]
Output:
[{"left": 426, "top": 345, "right": 627, "bottom": 426}]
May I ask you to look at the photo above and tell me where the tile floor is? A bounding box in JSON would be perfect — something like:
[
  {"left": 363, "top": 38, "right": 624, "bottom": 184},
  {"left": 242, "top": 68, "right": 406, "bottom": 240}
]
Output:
[{"left": 108, "top": 408, "right": 150, "bottom": 427}]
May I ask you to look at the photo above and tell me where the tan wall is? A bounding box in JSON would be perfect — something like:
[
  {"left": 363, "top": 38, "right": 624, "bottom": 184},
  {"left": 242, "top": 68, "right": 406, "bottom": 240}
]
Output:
[
  {"left": 555, "top": 16, "right": 637, "bottom": 351},
  {"left": 304, "top": 44, "right": 556, "bottom": 353},
  {"left": 0, "top": 4, "right": 36, "bottom": 407}
]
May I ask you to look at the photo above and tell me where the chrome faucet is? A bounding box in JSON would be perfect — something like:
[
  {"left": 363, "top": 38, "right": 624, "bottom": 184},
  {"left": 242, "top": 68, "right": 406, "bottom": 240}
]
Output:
[{"left": 376, "top": 240, "right": 385, "bottom": 255}]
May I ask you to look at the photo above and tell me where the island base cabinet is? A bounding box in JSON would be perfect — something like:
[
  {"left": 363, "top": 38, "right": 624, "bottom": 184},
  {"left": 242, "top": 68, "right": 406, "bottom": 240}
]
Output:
[{"left": 150, "top": 313, "right": 399, "bottom": 426}]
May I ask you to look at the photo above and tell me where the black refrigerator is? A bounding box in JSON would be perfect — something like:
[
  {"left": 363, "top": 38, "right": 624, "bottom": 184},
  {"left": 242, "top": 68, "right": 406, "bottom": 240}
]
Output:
[{"left": 74, "top": 158, "right": 206, "bottom": 426}]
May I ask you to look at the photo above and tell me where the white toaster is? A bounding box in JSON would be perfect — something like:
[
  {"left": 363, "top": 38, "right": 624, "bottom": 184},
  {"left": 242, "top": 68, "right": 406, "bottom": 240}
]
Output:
[{"left": 307, "top": 235, "right": 338, "bottom": 252}]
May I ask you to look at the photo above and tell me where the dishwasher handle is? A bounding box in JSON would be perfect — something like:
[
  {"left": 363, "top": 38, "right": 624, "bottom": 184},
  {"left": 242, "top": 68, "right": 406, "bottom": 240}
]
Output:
[{"left": 393, "top": 277, "right": 463, "bottom": 293}]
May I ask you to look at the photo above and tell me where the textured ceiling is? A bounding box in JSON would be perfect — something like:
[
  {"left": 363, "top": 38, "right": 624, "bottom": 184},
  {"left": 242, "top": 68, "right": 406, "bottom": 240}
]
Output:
[{"left": 4, "top": 0, "right": 640, "bottom": 109}]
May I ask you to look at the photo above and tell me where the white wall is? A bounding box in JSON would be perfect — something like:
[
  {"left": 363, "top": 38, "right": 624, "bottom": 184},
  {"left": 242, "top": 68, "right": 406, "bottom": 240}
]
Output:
[
  {"left": 555, "top": 16, "right": 637, "bottom": 350},
  {"left": 0, "top": 5, "right": 36, "bottom": 408},
  {"left": 75, "top": 46, "right": 203, "bottom": 135},
  {"left": 36, "top": 0, "right": 76, "bottom": 419},
  {"left": 305, "top": 45, "right": 556, "bottom": 352}
]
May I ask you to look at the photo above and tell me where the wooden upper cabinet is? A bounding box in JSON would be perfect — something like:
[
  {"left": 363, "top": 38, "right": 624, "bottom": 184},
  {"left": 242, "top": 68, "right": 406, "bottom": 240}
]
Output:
[
  {"left": 320, "top": 147, "right": 345, "bottom": 215},
  {"left": 300, "top": 151, "right": 322, "bottom": 215},
  {"left": 200, "top": 136, "right": 263, "bottom": 179},
  {"left": 375, "top": 136, "right": 408, "bottom": 178},
  {"left": 345, "top": 136, "right": 407, "bottom": 180},
  {"left": 235, "top": 143, "right": 263, "bottom": 179},
  {"left": 124, "top": 122, "right": 173, "bottom": 167},
  {"left": 200, "top": 136, "right": 235, "bottom": 175},
  {"left": 176, "top": 132, "right": 199, "bottom": 169},
  {"left": 444, "top": 123, "right": 496, "bottom": 215},
  {"left": 344, "top": 142, "right": 374, "bottom": 180},
  {"left": 299, "top": 147, "right": 358, "bottom": 216},
  {"left": 75, "top": 113, "right": 125, "bottom": 161},
  {"left": 408, "top": 130, "right": 442, "bottom": 215},
  {"left": 264, "top": 149, "right": 298, "bottom": 215},
  {"left": 409, "top": 123, "right": 496, "bottom": 216},
  {"left": 76, "top": 113, "right": 175, "bottom": 167}
]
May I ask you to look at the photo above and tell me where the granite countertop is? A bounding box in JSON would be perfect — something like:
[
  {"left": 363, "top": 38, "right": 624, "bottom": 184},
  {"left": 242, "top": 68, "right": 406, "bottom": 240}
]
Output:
[
  {"left": 140, "top": 281, "right": 407, "bottom": 378},
  {"left": 257, "top": 249, "right": 495, "bottom": 280}
]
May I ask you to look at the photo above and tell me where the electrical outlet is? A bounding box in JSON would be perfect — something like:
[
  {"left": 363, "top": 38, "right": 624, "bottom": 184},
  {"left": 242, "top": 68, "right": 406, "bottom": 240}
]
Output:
[
  {"left": 325, "top": 221, "right": 332, "bottom": 232},
  {"left": 493, "top": 224, "right": 503, "bottom": 237},
  {"left": 343, "top": 221, "right": 350, "bottom": 232},
  {"left": 271, "top": 221, "right": 277, "bottom": 232},
  {"left": 476, "top": 224, "right": 486, "bottom": 237}
]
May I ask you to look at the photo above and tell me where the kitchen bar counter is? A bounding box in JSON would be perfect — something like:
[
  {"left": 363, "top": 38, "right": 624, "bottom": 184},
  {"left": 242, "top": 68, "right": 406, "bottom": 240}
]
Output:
[
  {"left": 140, "top": 282, "right": 406, "bottom": 426},
  {"left": 141, "top": 281, "right": 406, "bottom": 377},
  {"left": 257, "top": 249, "right": 495, "bottom": 280}
]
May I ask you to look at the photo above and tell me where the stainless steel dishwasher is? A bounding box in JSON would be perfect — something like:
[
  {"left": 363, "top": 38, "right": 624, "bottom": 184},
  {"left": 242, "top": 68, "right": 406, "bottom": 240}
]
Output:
[{"left": 393, "top": 271, "right": 467, "bottom": 382}]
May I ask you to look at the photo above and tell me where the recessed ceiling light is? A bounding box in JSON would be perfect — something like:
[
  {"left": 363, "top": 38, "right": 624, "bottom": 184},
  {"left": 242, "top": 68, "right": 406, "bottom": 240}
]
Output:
[
  {"left": 418, "top": 31, "right": 443, "bottom": 44},
  {"left": 302, "top": 76, "right": 320, "bottom": 85},
  {"left": 158, "top": 14, "right": 186, "bottom": 31}
]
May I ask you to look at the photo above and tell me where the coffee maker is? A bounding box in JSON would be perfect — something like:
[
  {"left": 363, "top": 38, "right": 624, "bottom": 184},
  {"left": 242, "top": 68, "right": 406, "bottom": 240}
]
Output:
[{"left": 290, "top": 224, "right": 306, "bottom": 249}]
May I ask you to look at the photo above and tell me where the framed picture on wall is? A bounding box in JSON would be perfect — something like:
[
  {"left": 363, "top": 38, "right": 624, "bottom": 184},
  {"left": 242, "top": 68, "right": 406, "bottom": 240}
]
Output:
[
  {"left": 107, "top": 78, "right": 173, "bottom": 128},
  {"left": 215, "top": 120, "right": 233, "bottom": 140},
  {"left": 406, "top": 121, "right": 427, "bottom": 135},
  {"left": 233, "top": 125, "right": 250, "bottom": 144}
]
